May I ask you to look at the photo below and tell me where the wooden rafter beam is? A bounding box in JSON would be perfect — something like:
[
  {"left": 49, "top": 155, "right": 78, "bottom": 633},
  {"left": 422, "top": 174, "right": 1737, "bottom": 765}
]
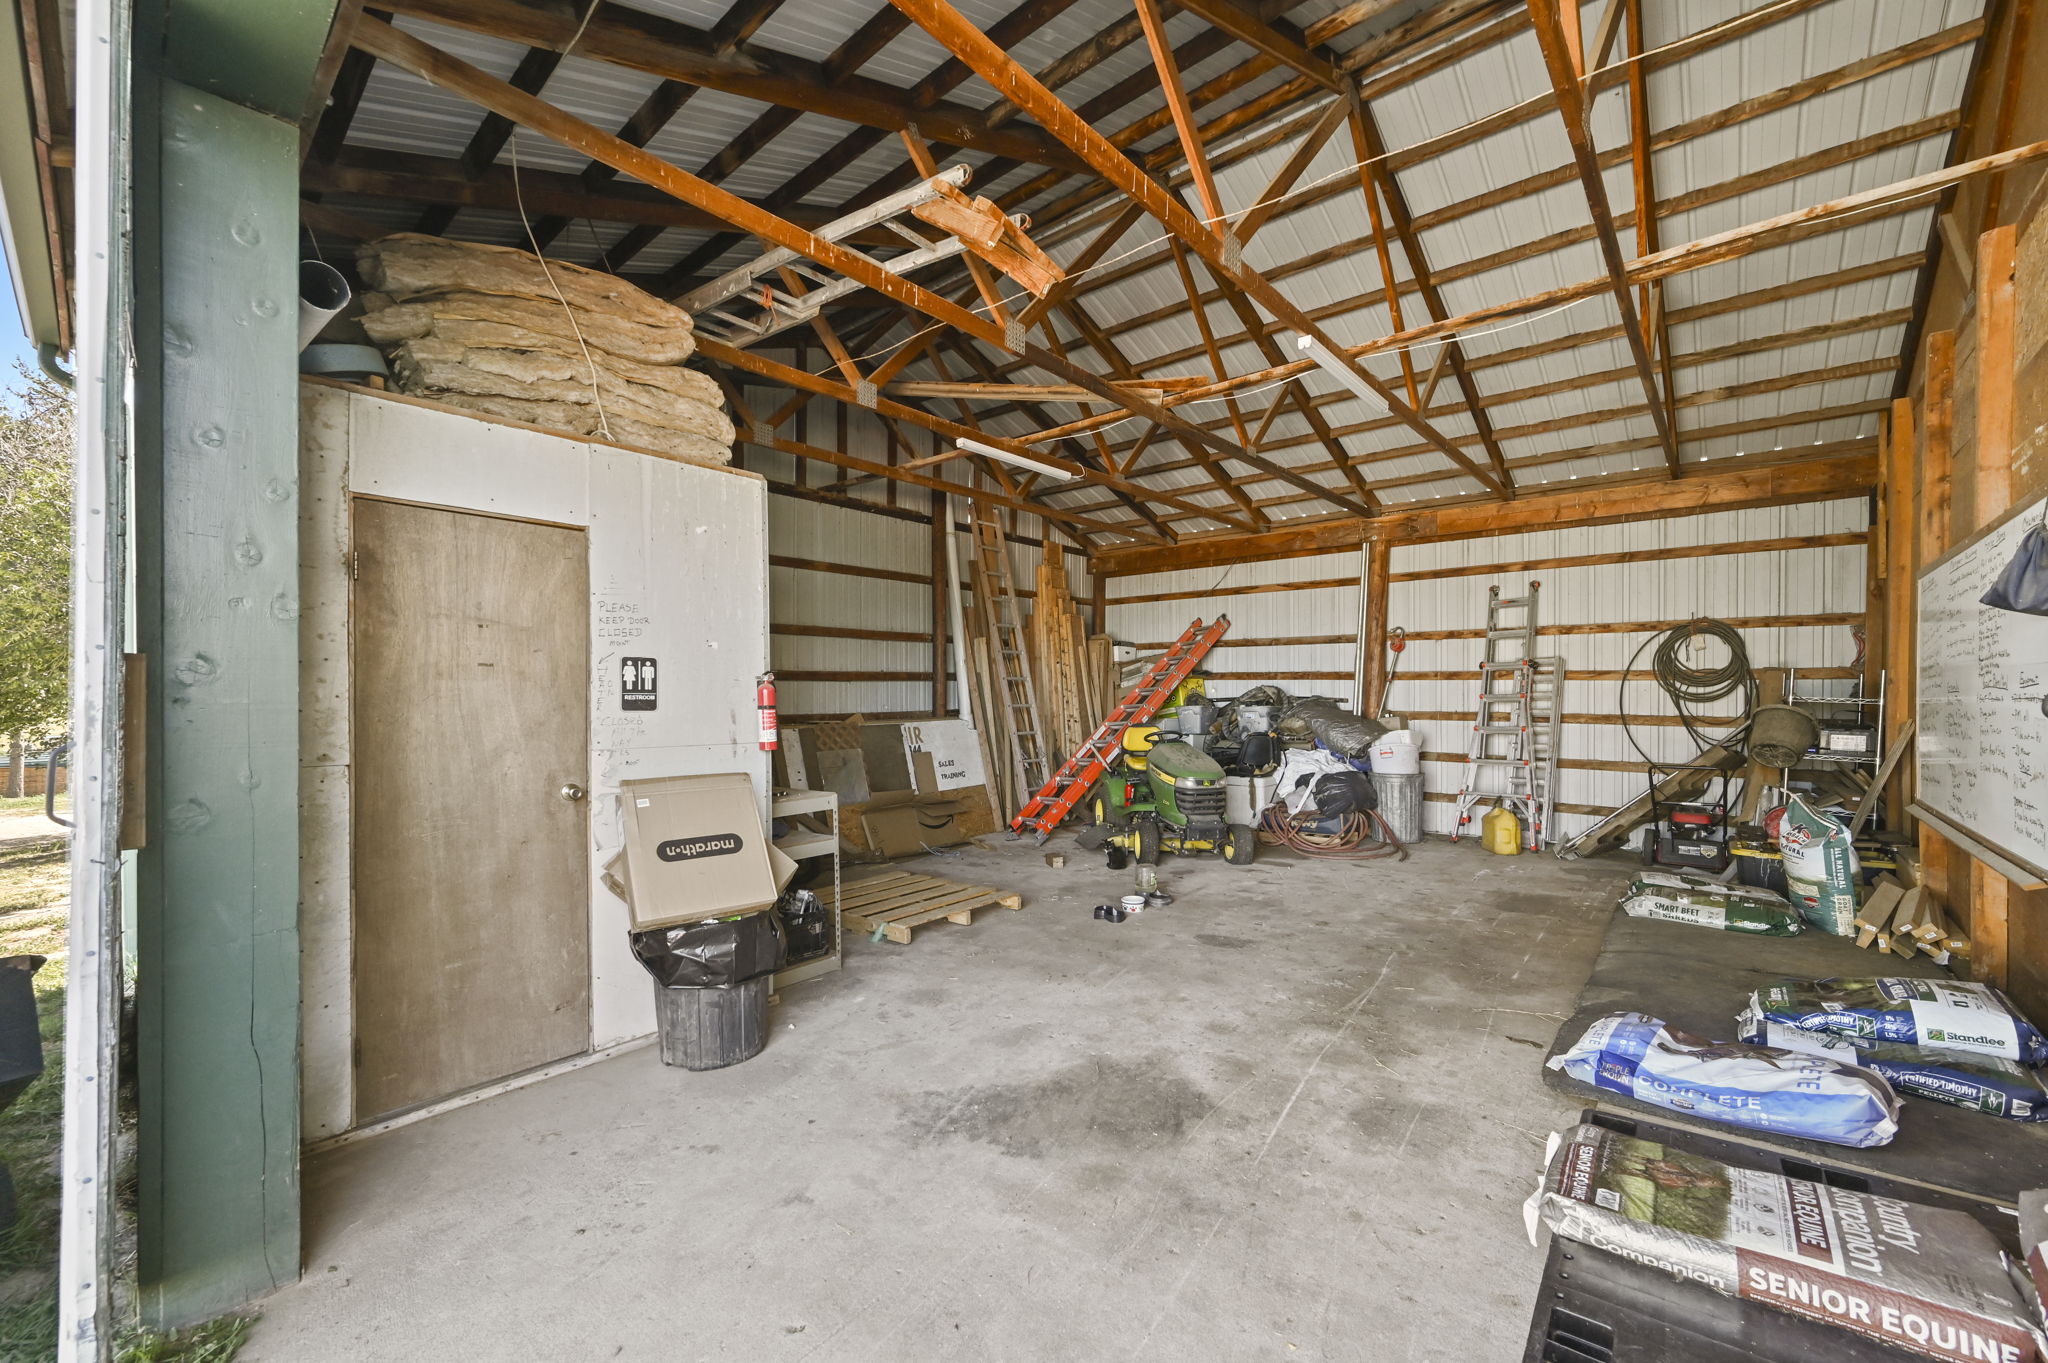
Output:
[
  {"left": 1090, "top": 451, "right": 1879, "bottom": 574},
  {"left": 378, "top": 0, "right": 1089, "bottom": 171},
  {"left": 1029, "top": 108, "right": 1961, "bottom": 388},
  {"left": 1135, "top": 0, "right": 1228, "bottom": 225},
  {"left": 1525, "top": 0, "right": 1679, "bottom": 474},
  {"left": 353, "top": 13, "right": 1266, "bottom": 516},
  {"left": 1079, "top": 303, "right": 1912, "bottom": 478},
  {"left": 414, "top": 44, "right": 563, "bottom": 237},
  {"left": 1172, "top": 0, "right": 1345, "bottom": 90},
  {"left": 1034, "top": 136, "right": 2048, "bottom": 423},
  {"left": 701, "top": 337, "right": 1254, "bottom": 532},
  {"left": 884, "top": 0, "right": 1507, "bottom": 497},
  {"left": 1348, "top": 91, "right": 1515, "bottom": 493},
  {"left": 1623, "top": 0, "right": 1678, "bottom": 455},
  {"left": 301, "top": 147, "right": 906, "bottom": 238}
]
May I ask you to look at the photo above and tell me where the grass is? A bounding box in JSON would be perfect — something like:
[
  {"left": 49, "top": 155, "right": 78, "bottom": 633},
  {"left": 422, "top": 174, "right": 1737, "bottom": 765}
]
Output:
[
  {"left": 0, "top": 796, "right": 66, "bottom": 819},
  {"left": 0, "top": 836, "right": 255, "bottom": 1363}
]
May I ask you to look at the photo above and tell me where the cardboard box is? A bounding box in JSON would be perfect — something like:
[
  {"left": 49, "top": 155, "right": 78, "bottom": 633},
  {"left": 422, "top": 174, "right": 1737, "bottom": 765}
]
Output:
[
  {"left": 615, "top": 772, "right": 785, "bottom": 931},
  {"left": 861, "top": 790, "right": 971, "bottom": 858}
]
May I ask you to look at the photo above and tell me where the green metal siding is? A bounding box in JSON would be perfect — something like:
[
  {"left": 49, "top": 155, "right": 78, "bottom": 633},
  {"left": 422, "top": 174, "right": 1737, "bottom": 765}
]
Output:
[
  {"left": 164, "top": 0, "right": 342, "bottom": 123},
  {"left": 132, "top": 78, "right": 304, "bottom": 1328}
]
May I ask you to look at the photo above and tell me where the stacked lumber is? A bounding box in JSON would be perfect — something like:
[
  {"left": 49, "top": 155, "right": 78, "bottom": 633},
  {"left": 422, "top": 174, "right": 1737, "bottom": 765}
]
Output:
[
  {"left": 1028, "top": 544, "right": 1096, "bottom": 762},
  {"left": 354, "top": 234, "right": 734, "bottom": 465}
]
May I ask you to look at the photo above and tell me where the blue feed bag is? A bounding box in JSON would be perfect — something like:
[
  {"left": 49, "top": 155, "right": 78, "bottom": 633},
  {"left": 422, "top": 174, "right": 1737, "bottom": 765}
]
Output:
[{"left": 1548, "top": 1011, "right": 1900, "bottom": 1148}]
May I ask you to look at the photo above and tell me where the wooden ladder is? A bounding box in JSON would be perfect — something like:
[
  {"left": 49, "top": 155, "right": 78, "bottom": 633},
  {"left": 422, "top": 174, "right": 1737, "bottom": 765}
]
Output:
[{"left": 967, "top": 503, "right": 1050, "bottom": 804}]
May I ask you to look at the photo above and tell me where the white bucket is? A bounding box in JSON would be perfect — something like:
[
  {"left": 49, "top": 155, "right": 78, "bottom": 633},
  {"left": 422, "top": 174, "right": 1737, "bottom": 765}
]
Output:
[{"left": 1370, "top": 733, "right": 1421, "bottom": 774}]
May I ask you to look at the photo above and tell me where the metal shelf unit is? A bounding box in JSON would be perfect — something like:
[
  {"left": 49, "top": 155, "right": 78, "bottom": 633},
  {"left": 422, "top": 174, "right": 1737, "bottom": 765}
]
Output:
[
  {"left": 1784, "top": 669, "right": 1886, "bottom": 768},
  {"left": 772, "top": 788, "right": 842, "bottom": 987}
]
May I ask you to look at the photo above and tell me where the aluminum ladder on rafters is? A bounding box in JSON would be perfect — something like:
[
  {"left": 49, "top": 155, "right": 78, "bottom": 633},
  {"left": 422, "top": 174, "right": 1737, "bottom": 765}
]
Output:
[
  {"left": 1010, "top": 616, "right": 1233, "bottom": 841},
  {"left": 675, "top": 165, "right": 995, "bottom": 349},
  {"left": 1450, "top": 582, "right": 1547, "bottom": 845},
  {"left": 966, "top": 503, "right": 1050, "bottom": 805}
]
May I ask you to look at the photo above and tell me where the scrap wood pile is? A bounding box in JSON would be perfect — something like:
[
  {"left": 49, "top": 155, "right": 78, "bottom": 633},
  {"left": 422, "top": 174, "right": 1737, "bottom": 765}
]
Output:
[
  {"left": 960, "top": 538, "right": 1115, "bottom": 823},
  {"left": 1028, "top": 543, "right": 1117, "bottom": 762},
  {"left": 353, "top": 234, "right": 734, "bottom": 465}
]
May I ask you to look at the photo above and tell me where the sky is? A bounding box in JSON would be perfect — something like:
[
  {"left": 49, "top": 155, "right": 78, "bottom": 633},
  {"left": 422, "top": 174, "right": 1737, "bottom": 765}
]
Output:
[{"left": 0, "top": 250, "right": 44, "bottom": 408}]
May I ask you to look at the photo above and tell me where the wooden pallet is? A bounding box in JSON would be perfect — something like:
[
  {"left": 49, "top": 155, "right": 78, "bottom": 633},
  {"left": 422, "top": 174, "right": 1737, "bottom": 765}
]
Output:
[{"left": 827, "top": 870, "right": 1023, "bottom": 944}]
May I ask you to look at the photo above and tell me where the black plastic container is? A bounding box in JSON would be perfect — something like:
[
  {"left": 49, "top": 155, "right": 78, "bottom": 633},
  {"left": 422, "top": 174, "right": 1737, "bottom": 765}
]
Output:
[
  {"left": 653, "top": 976, "right": 771, "bottom": 1071},
  {"left": 630, "top": 914, "right": 784, "bottom": 1070}
]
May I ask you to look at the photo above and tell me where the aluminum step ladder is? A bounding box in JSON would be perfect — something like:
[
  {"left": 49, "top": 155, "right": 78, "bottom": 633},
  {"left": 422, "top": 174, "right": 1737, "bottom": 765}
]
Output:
[
  {"left": 967, "top": 503, "right": 1050, "bottom": 804},
  {"left": 1526, "top": 654, "right": 1566, "bottom": 849},
  {"left": 1450, "top": 582, "right": 1552, "bottom": 847},
  {"left": 1010, "top": 616, "right": 1232, "bottom": 840}
]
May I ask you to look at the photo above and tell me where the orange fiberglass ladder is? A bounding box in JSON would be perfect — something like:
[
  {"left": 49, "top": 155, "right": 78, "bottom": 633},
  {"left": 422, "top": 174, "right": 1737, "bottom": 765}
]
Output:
[{"left": 1009, "top": 616, "right": 1232, "bottom": 840}]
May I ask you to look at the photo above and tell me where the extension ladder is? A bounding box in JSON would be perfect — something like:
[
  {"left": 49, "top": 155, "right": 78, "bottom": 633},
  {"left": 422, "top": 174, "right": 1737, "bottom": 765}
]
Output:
[
  {"left": 967, "top": 504, "right": 1050, "bottom": 803},
  {"left": 1010, "top": 616, "right": 1232, "bottom": 840},
  {"left": 1450, "top": 582, "right": 1560, "bottom": 849}
]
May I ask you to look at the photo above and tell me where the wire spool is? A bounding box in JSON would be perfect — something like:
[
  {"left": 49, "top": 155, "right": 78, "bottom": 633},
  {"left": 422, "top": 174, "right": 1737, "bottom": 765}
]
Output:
[{"left": 1748, "top": 704, "right": 1821, "bottom": 768}]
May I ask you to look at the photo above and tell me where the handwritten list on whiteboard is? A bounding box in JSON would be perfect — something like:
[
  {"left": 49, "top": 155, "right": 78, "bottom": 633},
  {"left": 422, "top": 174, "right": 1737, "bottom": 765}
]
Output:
[{"left": 1917, "top": 493, "right": 2048, "bottom": 880}]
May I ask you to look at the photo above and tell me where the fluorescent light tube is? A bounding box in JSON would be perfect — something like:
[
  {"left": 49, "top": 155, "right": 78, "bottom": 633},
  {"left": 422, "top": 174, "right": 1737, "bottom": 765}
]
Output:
[
  {"left": 957, "top": 436, "right": 1075, "bottom": 482},
  {"left": 1295, "top": 333, "right": 1389, "bottom": 417}
]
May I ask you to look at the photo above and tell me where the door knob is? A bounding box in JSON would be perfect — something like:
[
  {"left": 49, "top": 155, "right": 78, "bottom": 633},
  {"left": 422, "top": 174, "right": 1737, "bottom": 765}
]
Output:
[{"left": 560, "top": 783, "right": 586, "bottom": 802}]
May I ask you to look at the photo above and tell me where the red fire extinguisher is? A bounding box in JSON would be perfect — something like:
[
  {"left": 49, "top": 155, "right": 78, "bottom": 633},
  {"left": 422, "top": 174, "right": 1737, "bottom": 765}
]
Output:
[{"left": 756, "top": 672, "right": 779, "bottom": 750}]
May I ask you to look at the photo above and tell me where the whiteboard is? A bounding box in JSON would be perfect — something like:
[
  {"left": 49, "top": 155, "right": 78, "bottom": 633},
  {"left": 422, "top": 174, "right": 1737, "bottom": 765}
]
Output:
[{"left": 1916, "top": 492, "right": 2048, "bottom": 881}]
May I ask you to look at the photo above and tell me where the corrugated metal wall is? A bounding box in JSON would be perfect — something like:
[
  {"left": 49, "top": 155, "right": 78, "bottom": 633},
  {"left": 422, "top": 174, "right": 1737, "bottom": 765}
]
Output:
[
  {"left": 745, "top": 391, "right": 1096, "bottom": 721},
  {"left": 1105, "top": 497, "right": 1873, "bottom": 841}
]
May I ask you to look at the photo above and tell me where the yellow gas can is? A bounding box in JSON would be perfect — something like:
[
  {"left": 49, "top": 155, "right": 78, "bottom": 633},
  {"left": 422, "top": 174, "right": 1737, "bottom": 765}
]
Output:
[{"left": 1481, "top": 805, "right": 1522, "bottom": 855}]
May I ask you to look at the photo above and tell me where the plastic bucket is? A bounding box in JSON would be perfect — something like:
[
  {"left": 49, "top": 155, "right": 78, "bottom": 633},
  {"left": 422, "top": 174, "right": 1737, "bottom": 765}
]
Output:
[{"left": 1370, "top": 733, "right": 1421, "bottom": 774}]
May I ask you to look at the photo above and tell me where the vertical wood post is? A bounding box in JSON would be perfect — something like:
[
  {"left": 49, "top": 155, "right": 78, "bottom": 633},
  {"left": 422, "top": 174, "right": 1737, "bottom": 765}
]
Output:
[
  {"left": 1915, "top": 340, "right": 1954, "bottom": 922},
  {"left": 1920, "top": 332, "right": 1954, "bottom": 563},
  {"left": 1966, "top": 223, "right": 2020, "bottom": 985},
  {"left": 1882, "top": 399, "right": 1916, "bottom": 831},
  {"left": 929, "top": 505, "right": 949, "bottom": 715},
  {"left": 1360, "top": 537, "right": 1392, "bottom": 717}
]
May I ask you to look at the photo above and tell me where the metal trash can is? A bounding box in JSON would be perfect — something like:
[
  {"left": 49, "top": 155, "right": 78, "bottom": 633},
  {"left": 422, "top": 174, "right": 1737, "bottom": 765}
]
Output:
[
  {"left": 630, "top": 912, "right": 785, "bottom": 1072},
  {"left": 653, "top": 976, "right": 771, "bottom": 1070},
  {"left": 1372, "top": 771, "right": 1424, "bottom": 844}
]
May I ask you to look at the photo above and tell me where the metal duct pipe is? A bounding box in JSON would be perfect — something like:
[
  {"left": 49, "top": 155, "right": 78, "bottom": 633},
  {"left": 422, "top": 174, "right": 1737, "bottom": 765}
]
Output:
[{"left": 298, "top": 260, "right": 350, "bottom": 352}]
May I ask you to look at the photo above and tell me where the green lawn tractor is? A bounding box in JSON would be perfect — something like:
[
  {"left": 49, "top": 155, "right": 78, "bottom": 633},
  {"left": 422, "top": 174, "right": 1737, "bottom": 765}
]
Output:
[{"left": 1075, "top": 725, "right": 1257, "bottom": 865}]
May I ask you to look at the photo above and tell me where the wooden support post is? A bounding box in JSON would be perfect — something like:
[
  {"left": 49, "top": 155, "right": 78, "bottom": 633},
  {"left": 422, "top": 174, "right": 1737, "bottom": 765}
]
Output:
[
  {"left": 1965, "top": 224, "right": 2020, "bottom": 984},
  {"left": 930, "top": 508, "right": 949, "bottom": 715},
  {"left": 1920, "top": 332, "right": 1954, "bottom": 572},
  {"left": 1882, "top": 399, "right": 1915, "bottom": 832},
  {"left": 1916, "top": 333, "right": 1954, "bottom": 929},
  {"left": 1976, "top": 223, "right": 2018, "bottom": 524},
  {"left": 1360, "top": 537, "right": 1391, "bottom": 717}
]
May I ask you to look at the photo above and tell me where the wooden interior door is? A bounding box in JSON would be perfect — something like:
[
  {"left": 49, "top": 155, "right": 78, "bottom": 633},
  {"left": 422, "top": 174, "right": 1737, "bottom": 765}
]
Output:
[{"left": 351, "top": 497, "right": 592, "bottom": 1121}]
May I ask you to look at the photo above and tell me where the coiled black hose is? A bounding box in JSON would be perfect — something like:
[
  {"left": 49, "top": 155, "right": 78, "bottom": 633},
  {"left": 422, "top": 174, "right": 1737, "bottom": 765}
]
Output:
[{"left": 1621, "top": 619, "right": 1758, "bottom": 802}]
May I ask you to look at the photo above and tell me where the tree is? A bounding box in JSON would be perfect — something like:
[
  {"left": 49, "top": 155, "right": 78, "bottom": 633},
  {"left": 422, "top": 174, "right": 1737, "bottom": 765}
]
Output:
[{"left": 0, "top": 363, "right": 72, "bottom": 798}]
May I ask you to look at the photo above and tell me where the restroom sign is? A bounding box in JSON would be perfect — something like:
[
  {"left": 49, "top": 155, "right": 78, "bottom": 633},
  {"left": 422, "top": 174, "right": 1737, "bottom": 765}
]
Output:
[{"left": 622, "top": 657, "right": 658, "bottom": 711}]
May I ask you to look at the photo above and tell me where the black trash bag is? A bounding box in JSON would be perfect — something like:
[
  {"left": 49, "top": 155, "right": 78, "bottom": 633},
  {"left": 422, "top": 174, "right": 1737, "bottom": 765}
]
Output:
[
  {"left": 1310, "top": 770, "right": 1377, "bottom": 816},
  {"left": 1981, "top": 524, "right": 2048, "bottom": 616},
  {"left": 1280, "top": 696, "right": 1388, "bottom": 758},
  {"left": 775, "top": 888, "right": 833, "bottom": 966},
  {"left": 631, "top": 912, "right": 786, "bottom": 989}
]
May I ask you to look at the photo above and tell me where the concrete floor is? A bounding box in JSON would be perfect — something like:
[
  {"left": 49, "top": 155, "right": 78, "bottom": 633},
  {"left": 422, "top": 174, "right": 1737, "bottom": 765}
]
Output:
[{"left": 245, "top": 835, "right": 1629, "bottom": 1362}]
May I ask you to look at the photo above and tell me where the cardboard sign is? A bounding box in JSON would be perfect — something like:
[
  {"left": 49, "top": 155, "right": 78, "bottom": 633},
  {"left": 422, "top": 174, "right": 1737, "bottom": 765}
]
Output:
[{"left": 900, "top": 719, "right": 985, "bottom": 792}]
